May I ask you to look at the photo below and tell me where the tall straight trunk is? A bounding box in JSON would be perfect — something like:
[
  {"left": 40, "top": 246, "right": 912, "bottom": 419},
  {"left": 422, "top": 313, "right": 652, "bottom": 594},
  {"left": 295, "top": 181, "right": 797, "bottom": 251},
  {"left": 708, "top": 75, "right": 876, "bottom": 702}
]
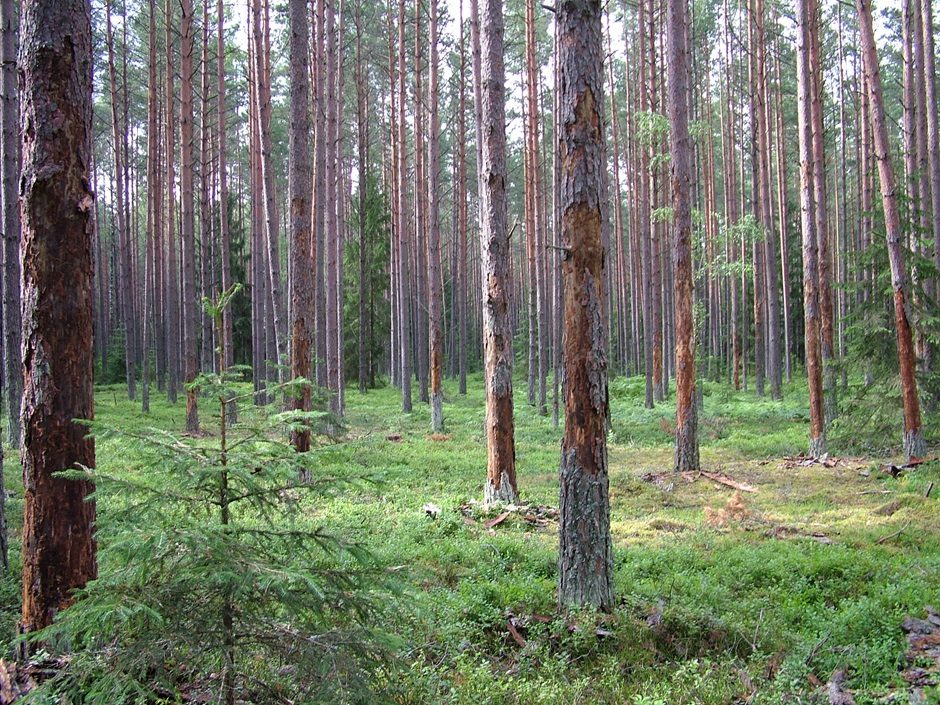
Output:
[
  {"left": 457, "top": 0, "right": 468, "bottom": 396},
  {"left": 313, "top": 0, "right": 326, "bottom": 388},
  {"left": 524, "top": 0, "right": 546, "bottom": 415},
  {"left": 857, "top": 0, "right": 927, "bottom": 460},
  {"left": 356, "top": 4, "right": 369, "bottom": 394},
  {"left": 668, "top": 0, "right": 698, "bottom": 472},
  {"left": 772, "top": 38, "right": 792, "bottom": 383},
  {"left": 199, "top": 1, "right": 213, "bottom": 373},
  {"left": 105, "top": 0, "right": 135, "bottom": 402},
  {"left": 165, "top": 0, "right": 179, "bottom": 404},
  {"left": 428, "top": 0, "right": 444, "bottom": 431},
  {"left": 414, "top": 0, "right": 429, "bottom": 405},
  {"left": 143, "top": 0, "right": 160, "bottom": 414},
  {"left": 607, "top": 10, "right": 628, "bottom": 378},
  {"left": 639, "top": 0, "right": 654, "bottom": 408},
  {"left": 556, "top": 0, "right": 613, "bottom": 611},
  {"left": 921, "top": 0, "right": 940, "bottom": 291},
  {"left": 747, "top": 14, "right": 765, "bottom": 398},
  {"left": 809, "top": 0, "right": 836, "bottom": 422},
  {"left": 797, "top": 0, "right": 826, "bottom": 456},
  {"left": 397, "top": 0, "right": 413, "bottom": 412},
  {"left": 753, "top": 0, "right": 781, "bottom": 399},
  {"left": 180, "top": 0, "right": 199, "bottom": 433},
  {"left": 324, "top": 0, "right": 340, "bottom": 413},
  {"left": 648, "top": 0, "right": 663, "bottom": 402},
  {"left": 0, "top": 0, "right": 19, "bottom": 448},
  {"left": 479, "top": 0, "right": 517, "bottom": 504},
  {"left": 217, "top": 0, "right": 233, "bottom": 375},
  {"left": 18, "top": 0, "right": 97, "bottom": 636},
  {"left": 288, "top": 0, "right": 312, "bottom": 452},
  {"left": 251, "top": 0, "right": 285, "bottom": 370}
]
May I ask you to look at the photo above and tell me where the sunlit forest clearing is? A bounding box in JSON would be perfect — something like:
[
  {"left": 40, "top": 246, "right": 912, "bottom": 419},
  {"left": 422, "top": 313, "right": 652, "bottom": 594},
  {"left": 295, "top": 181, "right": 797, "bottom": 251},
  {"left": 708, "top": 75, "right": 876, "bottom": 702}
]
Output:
[
  {"left": 2, "top": 0, "right": 940, "bottom": 701},
  {"left": 2, "top": 374, "right": 938, "bottom": 704}
]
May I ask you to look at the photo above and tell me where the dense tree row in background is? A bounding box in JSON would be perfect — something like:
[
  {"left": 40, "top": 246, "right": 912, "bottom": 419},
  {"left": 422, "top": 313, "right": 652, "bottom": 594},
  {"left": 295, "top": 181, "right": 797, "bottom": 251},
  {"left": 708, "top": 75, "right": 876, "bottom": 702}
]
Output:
[{"left": 37, "top": 0, "right": 932, "bottom": 460}]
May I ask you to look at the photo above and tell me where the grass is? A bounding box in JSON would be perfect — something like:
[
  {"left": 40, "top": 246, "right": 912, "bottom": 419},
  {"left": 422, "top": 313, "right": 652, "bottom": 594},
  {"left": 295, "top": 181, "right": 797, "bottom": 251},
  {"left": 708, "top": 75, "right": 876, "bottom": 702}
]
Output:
[{"left": 1, "top": 371, "right": 939, "bottom": 704}]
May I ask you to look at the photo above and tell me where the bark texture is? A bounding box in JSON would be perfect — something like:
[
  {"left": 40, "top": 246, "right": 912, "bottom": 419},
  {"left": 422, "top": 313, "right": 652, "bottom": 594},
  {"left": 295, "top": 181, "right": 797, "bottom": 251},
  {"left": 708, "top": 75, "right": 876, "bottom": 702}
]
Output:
[
  {"left": 857, "top": 0, "right": 926, "bottom": 461},
  {"left": 288, "top": 0, "right": 312, "bottom": 452},
  {"left": 479, "top": 0, "right": 518, "bottom": 505},
  {"left": 18, "top": 0, "right": 97, "bottom": 634},
  {"left": 668, "top": 0, "right": 699, "bottom": 473},
  {"left": 428, "top": 0, "right": 444, "bottom": 432},
  {"left": 556, "top": 0, "right": 613, "bottom": 611},
  {"left": 797, "top": 0, "right": 826, "bottom": 457}
]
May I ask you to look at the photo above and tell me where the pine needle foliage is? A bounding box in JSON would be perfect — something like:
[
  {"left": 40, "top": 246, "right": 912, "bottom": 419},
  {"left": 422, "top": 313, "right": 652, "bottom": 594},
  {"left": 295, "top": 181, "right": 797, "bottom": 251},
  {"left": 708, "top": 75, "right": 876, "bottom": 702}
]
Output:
[{"left": 27, "top": 287, "right": 398, "bottom": 705}]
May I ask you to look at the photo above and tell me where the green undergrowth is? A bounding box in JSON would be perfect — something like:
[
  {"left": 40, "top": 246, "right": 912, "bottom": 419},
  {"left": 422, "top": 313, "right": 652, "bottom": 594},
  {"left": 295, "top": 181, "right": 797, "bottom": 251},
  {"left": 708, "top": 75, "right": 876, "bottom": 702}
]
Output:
[{"left": 0, "top": 370, "right": 937, "bottom": 703}]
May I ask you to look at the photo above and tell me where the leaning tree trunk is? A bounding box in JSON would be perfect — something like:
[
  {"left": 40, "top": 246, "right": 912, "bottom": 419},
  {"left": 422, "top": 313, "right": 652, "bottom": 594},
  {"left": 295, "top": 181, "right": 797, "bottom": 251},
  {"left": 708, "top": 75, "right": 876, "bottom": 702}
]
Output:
[
  {"left": 668, "top": 0, "right": 699, "bottom": 473},
  {"left": 857, "top": 0, "right": 927, "bottom": 461},
  {"left": 288, "top": 0, "right": 312, "bottom": 453},
  {"left": 479, "top": 0, "right": 518, "bottom": 505},
  {"left": 797, "top": 0, "right": 826, "bottom": 457},
  {"left": 0, "top": 0, "right": 19, "bottom": 449},
  {"left": 18, "top": 0, "right": 97, "bottom": 636},
  {"left": 556, "top": 0, "right": 613, "bottom": 611}
]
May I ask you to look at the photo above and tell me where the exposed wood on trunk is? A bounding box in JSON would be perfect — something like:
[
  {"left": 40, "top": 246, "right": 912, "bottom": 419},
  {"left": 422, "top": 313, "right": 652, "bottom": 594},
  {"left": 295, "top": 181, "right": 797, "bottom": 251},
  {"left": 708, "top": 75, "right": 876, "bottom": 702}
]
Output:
[
  {"left": 18, "top": 0, "right": 97, "bottom": 636},
  {"left": 556, "top": 0, "right": 613, "bottom": 611},
  {"left": 479, "top": 0, "right": 518, "bottom": 505}
]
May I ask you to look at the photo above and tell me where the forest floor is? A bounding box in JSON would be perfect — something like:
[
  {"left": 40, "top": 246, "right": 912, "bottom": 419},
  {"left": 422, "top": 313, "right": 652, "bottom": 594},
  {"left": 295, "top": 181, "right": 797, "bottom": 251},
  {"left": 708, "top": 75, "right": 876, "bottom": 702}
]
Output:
[{"left": 1, "top": 372, "right": 939, "bottom": 704}]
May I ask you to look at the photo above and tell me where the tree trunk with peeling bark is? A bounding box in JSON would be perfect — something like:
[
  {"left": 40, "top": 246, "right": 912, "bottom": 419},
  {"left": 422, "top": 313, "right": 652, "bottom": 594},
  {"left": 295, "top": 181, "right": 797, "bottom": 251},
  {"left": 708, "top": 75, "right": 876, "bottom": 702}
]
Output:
[
  {"left": 668, "top": 0, "right": 698, "bottom": 473},
  {"left": 857, "top": 0, "right": 926, "bottom": 461},
  {"left": 556, "top": 0, "right": 613, "bottom": 611},
  {"left": 479, "top": 0, "right": 517, "bottom": 505},
  {"left": 18, "top": 0, "right": 97, "bottom": 636}
]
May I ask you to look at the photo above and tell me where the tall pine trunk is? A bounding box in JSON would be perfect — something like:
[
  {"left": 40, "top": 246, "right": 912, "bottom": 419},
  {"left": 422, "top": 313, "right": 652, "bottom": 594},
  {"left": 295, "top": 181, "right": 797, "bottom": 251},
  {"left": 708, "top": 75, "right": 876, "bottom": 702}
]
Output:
[
  {"left": 556, "top": 0, "right": 613, "bottom": 611},
  {"left": 479, "top": 0, "right": 517, "bottom": 504},
  {"left": 428, "top": 0, "right": 445, "bottom": 431},
  {"left": 669, "top": 0, "right": 699, "bottom": 472},
  {"left": 18, "top": 0, "right": 97, "bottom": 636},
  {"left": 857, "top": 0, "right": 927, "bottom": 460},
  {"left": 288, "top": 0, "right": 312, "bottom": 452}
]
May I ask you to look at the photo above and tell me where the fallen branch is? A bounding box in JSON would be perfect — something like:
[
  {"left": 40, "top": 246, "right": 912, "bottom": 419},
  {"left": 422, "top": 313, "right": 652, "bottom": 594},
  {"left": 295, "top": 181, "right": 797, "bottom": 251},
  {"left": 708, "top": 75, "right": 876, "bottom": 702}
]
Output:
[
  {"left": 699, "top": 470, "right": 758, "bottom": 493},
  {"left": 876, "top": 521, "right": 911, "bottom": 545}
]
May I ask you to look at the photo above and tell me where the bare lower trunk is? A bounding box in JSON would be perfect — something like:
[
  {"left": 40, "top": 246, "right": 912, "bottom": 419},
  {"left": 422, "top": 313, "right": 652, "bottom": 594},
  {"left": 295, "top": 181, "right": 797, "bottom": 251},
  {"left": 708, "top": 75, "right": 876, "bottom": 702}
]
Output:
[
  {"left": 797, "top": 0, "right": 826, "bottom": 457},
  {"left": 19, "top": 0, "right": 97, "bottom": 635},
  {"left": 428, "top": 0, "right": 444, "bottom": 432},
  {"left": 858, "top": 0, "right": 926, "bottom": 460},
  {"left": 180, "top": 0, "right": 199, "bottom": 433},
  {"left": 288, "top": 0, "right": 312, "bottom": 452},
  {"left": 556, "top": 0, "right": 613, "bottom": 612},
  {"left": 479, "top": 0, "right": 517, "bottom": 505},
  {"left": 668, "top": 0, "right": 698, "bottom": 473}
]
